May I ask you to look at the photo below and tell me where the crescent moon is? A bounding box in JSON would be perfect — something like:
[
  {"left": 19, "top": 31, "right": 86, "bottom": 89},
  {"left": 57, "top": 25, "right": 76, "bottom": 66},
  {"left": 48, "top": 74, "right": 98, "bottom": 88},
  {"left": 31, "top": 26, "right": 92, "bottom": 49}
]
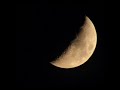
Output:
[{"left": 50, "top": 16, "right": 97, "bottom": 69}]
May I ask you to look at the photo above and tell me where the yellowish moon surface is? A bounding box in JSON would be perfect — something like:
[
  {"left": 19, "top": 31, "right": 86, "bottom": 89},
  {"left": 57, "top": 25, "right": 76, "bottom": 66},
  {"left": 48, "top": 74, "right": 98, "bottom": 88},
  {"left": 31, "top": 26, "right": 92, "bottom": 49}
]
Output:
[{"left": 50, "top": 16, "right": 97, "bottom": 69}]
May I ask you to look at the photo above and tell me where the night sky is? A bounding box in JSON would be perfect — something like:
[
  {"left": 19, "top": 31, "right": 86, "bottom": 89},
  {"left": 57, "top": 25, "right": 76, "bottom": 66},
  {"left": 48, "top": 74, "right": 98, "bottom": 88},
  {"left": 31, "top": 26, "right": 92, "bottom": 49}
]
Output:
[{"left": 16, "top": 2, "right": 105, "bottom": 88}]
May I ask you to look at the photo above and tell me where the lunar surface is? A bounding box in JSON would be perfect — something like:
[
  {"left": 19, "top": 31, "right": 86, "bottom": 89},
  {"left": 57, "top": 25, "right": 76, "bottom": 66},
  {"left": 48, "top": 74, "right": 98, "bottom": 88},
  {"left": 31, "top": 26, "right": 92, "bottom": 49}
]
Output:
[{"left": 50, "top": 16, "right": 97, "bottom": 69}]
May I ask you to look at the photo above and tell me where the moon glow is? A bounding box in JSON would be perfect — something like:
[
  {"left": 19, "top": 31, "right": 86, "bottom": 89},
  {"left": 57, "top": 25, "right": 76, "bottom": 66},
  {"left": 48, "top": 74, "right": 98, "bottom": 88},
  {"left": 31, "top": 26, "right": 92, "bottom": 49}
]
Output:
[{"left": 50, "top": 16, "right": 97, "bottom": 69}]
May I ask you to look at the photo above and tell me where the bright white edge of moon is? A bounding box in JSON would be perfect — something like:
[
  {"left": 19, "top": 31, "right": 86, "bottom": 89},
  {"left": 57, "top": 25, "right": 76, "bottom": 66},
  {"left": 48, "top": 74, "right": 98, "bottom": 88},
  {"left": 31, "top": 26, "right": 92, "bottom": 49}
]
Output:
[{"left": 50, "top": 16, "right": 97, "bottom": 69}]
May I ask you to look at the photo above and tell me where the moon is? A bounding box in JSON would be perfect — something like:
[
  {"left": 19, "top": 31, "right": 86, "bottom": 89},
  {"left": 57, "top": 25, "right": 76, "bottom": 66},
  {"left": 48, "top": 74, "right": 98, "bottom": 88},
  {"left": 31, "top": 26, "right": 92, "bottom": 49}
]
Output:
[{"left": 50, "top": 16, "right": 97, "bottom": 69}]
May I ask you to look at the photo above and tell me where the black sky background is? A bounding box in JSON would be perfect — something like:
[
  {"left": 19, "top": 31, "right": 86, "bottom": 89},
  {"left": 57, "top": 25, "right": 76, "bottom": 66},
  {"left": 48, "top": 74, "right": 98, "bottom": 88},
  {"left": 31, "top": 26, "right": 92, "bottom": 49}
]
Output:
[{"left": 16, "top": 2, "right": 106, "bottom": 88}]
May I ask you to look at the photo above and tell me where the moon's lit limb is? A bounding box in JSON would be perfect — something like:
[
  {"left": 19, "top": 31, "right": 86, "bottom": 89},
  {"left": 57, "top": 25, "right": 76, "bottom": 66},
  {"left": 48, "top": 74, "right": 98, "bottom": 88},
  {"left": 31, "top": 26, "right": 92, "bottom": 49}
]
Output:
[{"left": 50, "top": 16, "right": 97, "bottom": 69}]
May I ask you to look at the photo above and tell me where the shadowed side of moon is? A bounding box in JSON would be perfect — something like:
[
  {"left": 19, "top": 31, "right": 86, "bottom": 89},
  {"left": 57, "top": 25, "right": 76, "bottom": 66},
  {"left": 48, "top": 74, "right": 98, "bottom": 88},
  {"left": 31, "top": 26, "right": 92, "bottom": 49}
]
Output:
[{"left": 50, "top": 16, "right": 97, "bottom": 69}]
